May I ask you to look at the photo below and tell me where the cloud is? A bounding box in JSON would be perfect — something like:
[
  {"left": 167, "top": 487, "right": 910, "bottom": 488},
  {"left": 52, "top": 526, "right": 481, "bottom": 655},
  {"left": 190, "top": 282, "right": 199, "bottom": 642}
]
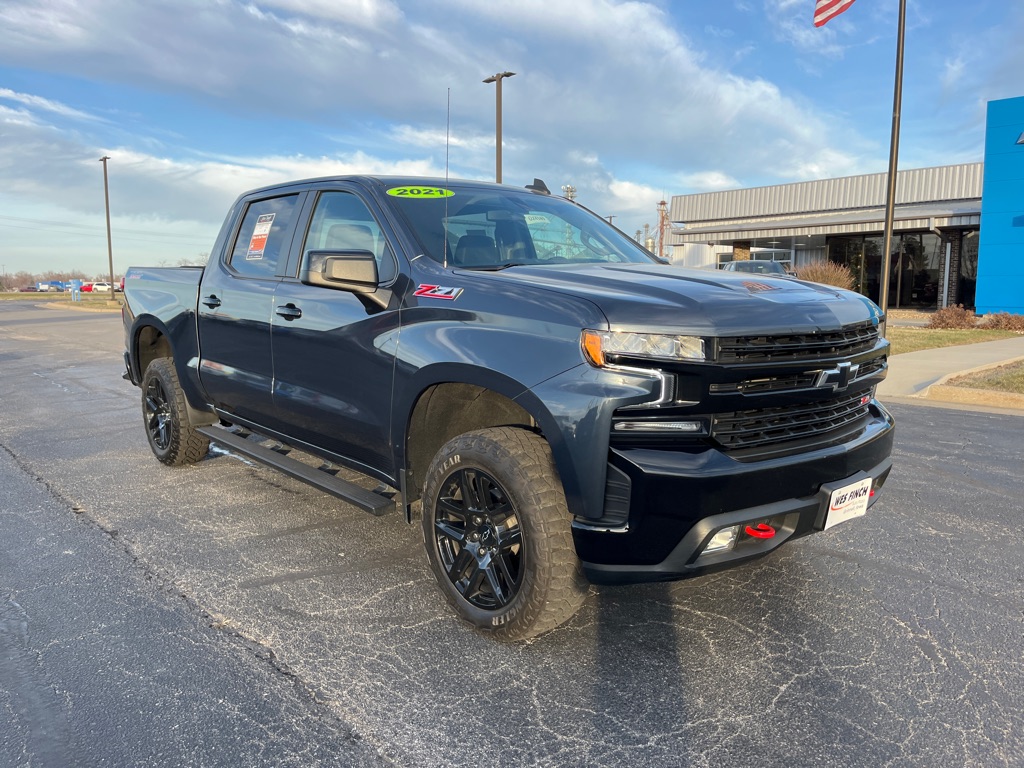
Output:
[
  {"left": 0, "top": 104, "right": 40, "bottom": 127},
  {"left": 678, "top": 171, "right": 742, "bottom": 192},
  {"left": 389, "top": 124, "right": 495, "bottom": 154},
  {"left": 704, "top": 25, "right": 735, "bottom": 39},
  {"left": 257, "top": 0, "right": 403, "bottom": 28},
  {"left": 0, "top": 0, "right": 954, "bottom": 271},
  {"left": 763, "top": 0, "right": 848, "bottom": 57},
  {"left": 0, "top": 88, "right": 103, "bottom": 122}
]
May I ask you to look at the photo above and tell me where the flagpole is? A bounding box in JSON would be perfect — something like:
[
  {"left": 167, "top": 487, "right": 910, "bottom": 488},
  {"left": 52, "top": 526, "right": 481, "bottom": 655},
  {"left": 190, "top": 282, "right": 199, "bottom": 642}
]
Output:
[{"left": 877, "top": 0, "right": 907, "bottom": 337}]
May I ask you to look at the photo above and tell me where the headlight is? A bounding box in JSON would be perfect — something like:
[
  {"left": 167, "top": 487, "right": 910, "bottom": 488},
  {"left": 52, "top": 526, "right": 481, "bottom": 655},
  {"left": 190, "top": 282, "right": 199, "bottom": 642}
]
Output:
[{"left": 582, "top": 330, "right": 705, "bottom": 367}]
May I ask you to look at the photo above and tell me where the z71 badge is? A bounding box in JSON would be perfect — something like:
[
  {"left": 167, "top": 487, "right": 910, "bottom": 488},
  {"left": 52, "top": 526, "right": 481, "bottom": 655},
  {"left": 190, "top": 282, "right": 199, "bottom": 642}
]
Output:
[{"left": 414, "top": 284, "right": 463, "bottom": 301}]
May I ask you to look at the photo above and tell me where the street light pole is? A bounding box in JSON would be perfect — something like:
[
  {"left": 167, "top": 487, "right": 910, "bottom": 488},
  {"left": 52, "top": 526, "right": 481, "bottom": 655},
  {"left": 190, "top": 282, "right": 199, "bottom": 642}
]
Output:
[
  {"left": 99, "top": 156, "right": 115, "bottom": 302},
  {"left": 483, "top": 71, "right": 515, "bottom": 183}
]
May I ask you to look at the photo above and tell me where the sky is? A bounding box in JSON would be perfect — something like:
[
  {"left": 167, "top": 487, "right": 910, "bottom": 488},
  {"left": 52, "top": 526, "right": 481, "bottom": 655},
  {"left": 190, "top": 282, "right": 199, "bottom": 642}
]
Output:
[{"left": 1, "top": 0, "right": 1022, "bottom": 279}]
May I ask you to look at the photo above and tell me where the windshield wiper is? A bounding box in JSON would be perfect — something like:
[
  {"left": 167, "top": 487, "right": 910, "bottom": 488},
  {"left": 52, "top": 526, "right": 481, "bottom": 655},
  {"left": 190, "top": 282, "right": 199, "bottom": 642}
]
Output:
[{"left": 461, "top": 262, "right": 531, "bottom": 271}]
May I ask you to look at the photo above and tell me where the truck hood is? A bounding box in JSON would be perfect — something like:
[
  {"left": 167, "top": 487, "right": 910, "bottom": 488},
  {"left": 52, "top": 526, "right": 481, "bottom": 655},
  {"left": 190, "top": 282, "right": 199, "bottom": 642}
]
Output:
[{"left": 460, "top": 263, "right": 882, "bottom": 335}]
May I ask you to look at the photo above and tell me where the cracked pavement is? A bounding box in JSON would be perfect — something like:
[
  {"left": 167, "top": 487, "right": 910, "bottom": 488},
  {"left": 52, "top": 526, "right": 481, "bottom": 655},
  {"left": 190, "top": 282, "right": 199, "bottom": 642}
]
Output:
[{"left": 1, "top": 302, "right": 1022, "bottom": 767}]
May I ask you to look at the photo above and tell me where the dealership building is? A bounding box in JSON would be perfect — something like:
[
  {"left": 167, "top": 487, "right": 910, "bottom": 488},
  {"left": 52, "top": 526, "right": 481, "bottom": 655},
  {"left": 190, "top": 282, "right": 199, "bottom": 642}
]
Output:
[{"left": 667, "top": 95, "right": 1024, "bottom": 315}]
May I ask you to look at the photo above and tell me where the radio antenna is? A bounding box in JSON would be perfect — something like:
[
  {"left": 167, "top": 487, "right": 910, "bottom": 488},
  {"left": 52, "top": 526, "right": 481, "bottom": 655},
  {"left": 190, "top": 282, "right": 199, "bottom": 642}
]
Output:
[{"left": 443, "top": 87, "right": 451, "bottom": 268}]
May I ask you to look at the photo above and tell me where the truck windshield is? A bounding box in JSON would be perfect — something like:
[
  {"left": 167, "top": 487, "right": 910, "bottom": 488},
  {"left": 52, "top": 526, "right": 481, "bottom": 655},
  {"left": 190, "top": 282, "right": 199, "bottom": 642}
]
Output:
[{"left": 384, "top": 185, "right": 657, "bottom": 268}]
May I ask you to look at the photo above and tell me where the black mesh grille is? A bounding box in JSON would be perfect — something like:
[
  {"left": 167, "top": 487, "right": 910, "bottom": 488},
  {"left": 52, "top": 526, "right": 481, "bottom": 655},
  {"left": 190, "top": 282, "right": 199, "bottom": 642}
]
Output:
[
  {"left": 717, "top": 323, "right": 878, "bottom": 363},
  {"left": 711, "top": 391, "right": 870, "bottom": 452}
]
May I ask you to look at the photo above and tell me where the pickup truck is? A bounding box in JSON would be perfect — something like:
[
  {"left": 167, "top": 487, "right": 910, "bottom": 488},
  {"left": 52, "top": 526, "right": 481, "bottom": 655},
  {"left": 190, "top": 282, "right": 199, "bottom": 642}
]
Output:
[{"left": 123, "top": 175, "right": 894, "bottom": 641}]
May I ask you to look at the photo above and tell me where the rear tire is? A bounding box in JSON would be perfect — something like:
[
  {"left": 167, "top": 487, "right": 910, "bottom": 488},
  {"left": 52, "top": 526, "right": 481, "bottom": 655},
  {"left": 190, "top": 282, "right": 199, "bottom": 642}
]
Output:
[
  {"left": 141, "top": 358, "right": 209, "bottom": 466},
  {"left": 421, "top": 427, "right": 587, "bottom": 641}
]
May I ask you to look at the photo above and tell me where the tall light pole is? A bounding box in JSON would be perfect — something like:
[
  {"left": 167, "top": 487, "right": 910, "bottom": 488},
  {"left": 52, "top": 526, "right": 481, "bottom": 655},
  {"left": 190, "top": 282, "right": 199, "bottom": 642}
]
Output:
[
  {"left": 483, "top": 71, "right": 515, "bottom": 183},
  {"left": 99, "top": 156, "right": 116, "bottom": 302}
]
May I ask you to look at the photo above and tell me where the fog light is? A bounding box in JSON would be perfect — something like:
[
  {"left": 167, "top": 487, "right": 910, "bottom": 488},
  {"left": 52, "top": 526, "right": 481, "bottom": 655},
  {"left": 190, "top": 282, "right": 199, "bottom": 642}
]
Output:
[{"left": 702, "top": 525, "right": 739, "bottom": 554}]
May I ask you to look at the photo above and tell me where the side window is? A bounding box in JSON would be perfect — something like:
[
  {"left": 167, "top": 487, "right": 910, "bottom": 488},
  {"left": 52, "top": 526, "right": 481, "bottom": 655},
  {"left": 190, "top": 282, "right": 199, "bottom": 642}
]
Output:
[
  {"left": 302, "top": 191, "right": 397, "bottom": 283},
  {"left": 228, "top": 195, "right": 300, "bottom": 278}
]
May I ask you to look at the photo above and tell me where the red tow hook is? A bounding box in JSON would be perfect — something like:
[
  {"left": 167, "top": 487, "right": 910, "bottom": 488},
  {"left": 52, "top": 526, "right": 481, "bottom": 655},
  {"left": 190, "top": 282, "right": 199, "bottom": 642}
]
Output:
[{"left": 744, "top": 523, "right": 776, "bottom": 539}]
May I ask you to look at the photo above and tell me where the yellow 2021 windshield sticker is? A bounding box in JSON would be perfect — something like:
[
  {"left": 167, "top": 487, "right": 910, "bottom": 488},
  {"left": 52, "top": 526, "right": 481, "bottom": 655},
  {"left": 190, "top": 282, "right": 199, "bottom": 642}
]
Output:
[{"left": 386, "top": 186, "right": 454, "bottom": 198}]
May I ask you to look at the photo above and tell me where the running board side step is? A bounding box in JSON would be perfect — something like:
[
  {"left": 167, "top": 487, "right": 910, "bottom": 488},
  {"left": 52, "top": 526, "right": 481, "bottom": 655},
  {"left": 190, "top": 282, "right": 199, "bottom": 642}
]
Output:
[{"left": 197, "top": 426, "right": 394, "bottom": 516}]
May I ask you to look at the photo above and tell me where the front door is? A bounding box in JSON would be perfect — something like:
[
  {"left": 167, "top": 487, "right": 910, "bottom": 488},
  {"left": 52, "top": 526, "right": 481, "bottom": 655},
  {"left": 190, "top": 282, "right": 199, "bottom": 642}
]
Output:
[{"left": 270, "top": 189, "right": 402, "bottom": 477}]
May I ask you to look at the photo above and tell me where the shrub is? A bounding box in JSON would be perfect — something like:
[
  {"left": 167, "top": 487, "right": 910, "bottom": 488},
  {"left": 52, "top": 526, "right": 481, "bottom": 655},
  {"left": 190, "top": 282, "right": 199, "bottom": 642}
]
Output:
[
  {"left": 793, "top": 261, "right": 855, "bottom": 290},
  {"left": 927, "top": 304, "right": 977, "bottom": 329},
  {"left": 979, "top": 312, "right": 1024, "bottom": 332}
]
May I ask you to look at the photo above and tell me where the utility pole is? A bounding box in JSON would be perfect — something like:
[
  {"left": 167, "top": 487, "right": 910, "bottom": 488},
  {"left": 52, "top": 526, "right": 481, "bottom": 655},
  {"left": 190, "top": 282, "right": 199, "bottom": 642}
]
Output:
[
  {"left": 99, "top": 156, "right": 116, "bottom": 302},
  {"left": 483, "top": 71, "right": 515, "bottom": 183},
  {"left": 657, "top": 199, "right": 669, "bottom": 260}
]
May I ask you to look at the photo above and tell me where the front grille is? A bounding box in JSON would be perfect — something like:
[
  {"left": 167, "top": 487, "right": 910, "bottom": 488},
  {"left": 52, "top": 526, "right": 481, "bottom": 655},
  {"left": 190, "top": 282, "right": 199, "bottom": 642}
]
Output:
[
  {"left": 711, "top": 391, "right": 870, "bottom": 452},
  {"left": 710, "top": 372, "right": 819, "bottom": 395},
  {"left": 717, "top": 323, "right": 878, "bottom": 363},
  {"left": 709, "top": 357, "right": 887, "bottom": 396}
]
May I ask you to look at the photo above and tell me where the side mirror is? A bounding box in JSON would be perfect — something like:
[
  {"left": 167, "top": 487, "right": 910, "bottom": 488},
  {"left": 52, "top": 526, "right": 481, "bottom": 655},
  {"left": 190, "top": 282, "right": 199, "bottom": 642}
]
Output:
[{"left": 300, "top": 250, "right": 379, "bottom": 293}]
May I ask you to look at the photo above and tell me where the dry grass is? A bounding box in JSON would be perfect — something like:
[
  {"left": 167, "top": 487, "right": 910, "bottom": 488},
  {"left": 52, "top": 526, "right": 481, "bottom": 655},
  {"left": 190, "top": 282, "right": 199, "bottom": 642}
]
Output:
[
  {"left": 885, "top": 327, "right": 1020, "bottom": 356},
  {"left": 947, "top": 360, "right": 1024, "bottom": 395},
  {"left": 0, "top": 292, "right": 122, "bottom": 306},
  {"left": 0, "top": 292, "right": 66, "bottom": 301}
]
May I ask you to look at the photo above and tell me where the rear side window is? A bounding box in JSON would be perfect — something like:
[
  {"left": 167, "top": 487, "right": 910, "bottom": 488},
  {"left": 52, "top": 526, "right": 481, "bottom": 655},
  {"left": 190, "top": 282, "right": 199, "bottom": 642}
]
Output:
[{"left": 228, "top": 195, "right": 301, "bottom": 278}]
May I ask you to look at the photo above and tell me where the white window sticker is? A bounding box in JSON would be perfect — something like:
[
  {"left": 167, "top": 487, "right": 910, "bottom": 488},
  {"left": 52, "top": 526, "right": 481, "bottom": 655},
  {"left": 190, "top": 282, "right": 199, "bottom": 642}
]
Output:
[{"left": 246, "top": 213, "right": 275, "bottom": 260}]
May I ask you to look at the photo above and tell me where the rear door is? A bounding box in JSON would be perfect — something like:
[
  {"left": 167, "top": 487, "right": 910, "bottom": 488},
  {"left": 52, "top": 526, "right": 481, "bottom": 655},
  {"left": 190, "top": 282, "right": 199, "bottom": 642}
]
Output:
[{"left": 197, "top": 191, "right": 304, "bottom": 424}]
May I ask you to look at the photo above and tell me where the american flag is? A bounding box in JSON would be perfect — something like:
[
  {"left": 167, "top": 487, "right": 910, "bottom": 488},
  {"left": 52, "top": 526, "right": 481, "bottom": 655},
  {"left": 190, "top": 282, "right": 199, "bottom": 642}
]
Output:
[{"left": 814, "top": 0, "right": 856, "bottom": 27}]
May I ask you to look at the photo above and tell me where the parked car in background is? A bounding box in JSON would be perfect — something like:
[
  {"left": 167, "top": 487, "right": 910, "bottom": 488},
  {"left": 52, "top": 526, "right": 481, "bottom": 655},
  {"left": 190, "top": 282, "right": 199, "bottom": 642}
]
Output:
[
  {"left": 720, "top": 260, "right": 790, "bottom": 275},
  {"left": 91, "top": 282, "right": 114, "bottom": 293}
]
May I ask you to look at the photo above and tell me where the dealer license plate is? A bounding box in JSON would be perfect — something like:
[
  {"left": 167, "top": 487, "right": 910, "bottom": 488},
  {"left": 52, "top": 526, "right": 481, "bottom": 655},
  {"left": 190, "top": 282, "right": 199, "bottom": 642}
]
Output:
[{"left": 824, "top": 477, "right": 873, "bottom": 530}]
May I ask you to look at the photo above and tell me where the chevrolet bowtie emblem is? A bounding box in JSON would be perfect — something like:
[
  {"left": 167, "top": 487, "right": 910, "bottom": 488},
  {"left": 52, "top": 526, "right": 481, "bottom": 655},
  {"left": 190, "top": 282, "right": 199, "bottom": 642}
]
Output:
[{"left": 815, "top": 362, "right": 860, "bottom": 391}]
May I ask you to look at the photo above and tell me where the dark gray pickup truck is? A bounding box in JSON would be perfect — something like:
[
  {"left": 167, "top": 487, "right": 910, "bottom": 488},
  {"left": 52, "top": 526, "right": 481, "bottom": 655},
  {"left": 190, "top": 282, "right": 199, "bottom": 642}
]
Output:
[{"left": 123, "top": 175, "right": 894, "bottom": 640}]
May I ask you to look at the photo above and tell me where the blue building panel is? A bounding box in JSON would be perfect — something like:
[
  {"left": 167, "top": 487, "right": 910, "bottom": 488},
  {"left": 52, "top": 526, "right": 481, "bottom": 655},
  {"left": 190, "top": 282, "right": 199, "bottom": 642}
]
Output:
[
  {"left": 980, "top": 152, "right": 1024, "bottom": 185},
  {"left": 977, "top": 96, "right": 1024, "bottom": 315}
]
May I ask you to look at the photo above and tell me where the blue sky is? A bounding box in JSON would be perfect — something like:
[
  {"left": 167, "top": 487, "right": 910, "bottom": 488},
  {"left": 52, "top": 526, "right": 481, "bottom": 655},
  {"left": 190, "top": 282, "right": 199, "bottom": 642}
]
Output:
[{"left": 1, "top": 0, "right": 1021, "bottom": 278}]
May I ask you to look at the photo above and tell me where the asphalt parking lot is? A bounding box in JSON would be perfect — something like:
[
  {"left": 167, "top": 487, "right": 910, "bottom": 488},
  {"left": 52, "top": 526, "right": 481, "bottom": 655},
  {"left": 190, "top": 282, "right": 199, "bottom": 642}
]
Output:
[{"left": 1, "top": 301, "right": 1022, "bottom": 767}]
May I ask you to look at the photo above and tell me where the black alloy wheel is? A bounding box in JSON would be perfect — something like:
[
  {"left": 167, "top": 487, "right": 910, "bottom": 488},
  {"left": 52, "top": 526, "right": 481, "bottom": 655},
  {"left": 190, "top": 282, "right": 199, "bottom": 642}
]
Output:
[
  {"left": 140, "top": 358, "right": 209, "bottom": 466},
  {"left": 421, "top": 427, "right": 587, "bottom": 641},
  {"left": 144, "top": 375, "right": 172, "bottom": 452},
  {"left": 432, "top": 466, "right": 524, "bottom": 610}
]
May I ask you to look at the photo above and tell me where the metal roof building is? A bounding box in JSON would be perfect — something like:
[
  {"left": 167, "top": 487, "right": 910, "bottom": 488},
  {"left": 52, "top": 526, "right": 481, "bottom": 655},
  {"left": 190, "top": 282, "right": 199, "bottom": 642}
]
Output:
[{"left": 667, "top": 164, "right": 985, "bottom": 311}]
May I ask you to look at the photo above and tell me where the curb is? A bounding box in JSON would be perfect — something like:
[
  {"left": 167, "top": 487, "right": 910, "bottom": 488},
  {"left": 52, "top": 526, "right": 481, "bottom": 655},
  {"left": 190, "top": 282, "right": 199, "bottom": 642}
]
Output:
[
  {"left": 38, "top": 300, "right": 122, "bottom": 313},
  {"left": 917, "top": 355, "right": 1024, "bottom": 411}
]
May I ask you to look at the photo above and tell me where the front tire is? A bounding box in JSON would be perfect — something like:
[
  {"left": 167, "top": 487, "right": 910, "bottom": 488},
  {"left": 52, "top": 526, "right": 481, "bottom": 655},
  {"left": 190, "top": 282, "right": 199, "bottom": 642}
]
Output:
[
  {"left": 141, "top": 358, "right": 209, "bottom": 466},
  {"left": 421, "top": 427, "right": 587, "bottom": 641}
]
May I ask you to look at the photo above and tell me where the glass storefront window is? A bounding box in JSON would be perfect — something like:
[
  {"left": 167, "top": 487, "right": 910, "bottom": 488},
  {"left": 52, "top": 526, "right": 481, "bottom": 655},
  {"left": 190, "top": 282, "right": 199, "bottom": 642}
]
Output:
[
  {"left": 959, "top": 231, "right": 979, "bottom": 310},
  {"left": 826, "top": 231, "right": 975, "bottom": 310},
  {"left": 891, "top": 233, "right": 942, "bottom": 308}
]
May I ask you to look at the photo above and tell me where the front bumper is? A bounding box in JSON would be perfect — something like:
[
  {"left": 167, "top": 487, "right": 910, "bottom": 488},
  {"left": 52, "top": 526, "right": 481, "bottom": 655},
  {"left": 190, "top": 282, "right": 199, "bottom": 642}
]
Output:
[{"left": 574, "top": 401, "right": 894, "bottom": 584}]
